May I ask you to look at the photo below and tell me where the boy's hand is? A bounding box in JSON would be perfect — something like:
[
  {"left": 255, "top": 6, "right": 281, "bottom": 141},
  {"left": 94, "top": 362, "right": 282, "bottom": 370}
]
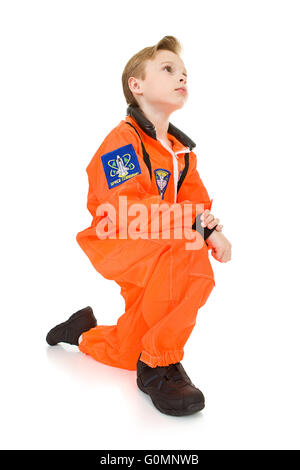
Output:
[
  {"left": 200, "top": 210, "right": 223, "bottom": 232},
  {"left": 205, "top": 230, "right": 232, "bottom": 263}
]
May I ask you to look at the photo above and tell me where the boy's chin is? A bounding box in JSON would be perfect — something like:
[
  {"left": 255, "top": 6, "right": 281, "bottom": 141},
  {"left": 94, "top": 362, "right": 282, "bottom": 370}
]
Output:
[
  {"left": 146, "top": 98, "right": 186, "bottom": 113},
  {"left": 163, "top": 100, "right": 186, "bottom": 113},
  {"left": 171, "top": 102, "right": 186, "bottom": 113}
]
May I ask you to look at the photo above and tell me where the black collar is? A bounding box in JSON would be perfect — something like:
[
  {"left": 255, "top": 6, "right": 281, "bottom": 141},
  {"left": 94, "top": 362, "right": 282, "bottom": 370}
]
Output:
[{"left": 126, "top": 104, "right": 196, "bottom": 150}]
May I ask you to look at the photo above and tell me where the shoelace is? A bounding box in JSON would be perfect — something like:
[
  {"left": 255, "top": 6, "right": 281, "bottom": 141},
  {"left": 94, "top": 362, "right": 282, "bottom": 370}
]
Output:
[
  {"left": 140, "top": 361, "right": 190, "bottom": 390},
  {"left": 164, "top": 363, "right": 188, "bottom": 384}
]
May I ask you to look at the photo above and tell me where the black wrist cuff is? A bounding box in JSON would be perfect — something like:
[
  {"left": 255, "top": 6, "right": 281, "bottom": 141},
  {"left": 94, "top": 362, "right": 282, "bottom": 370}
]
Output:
[{"left": 192, "top": 213, "right": 217, "bottom": 243}]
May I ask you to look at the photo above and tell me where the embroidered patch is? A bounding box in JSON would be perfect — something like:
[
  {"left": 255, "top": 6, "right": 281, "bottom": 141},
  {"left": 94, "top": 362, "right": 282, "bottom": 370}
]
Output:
[
  {"left": 154, "top": 168, "right": 171, "bottom": 200},
  {"left": 101, "top": 143, "right": 141, "bottom": 189}
]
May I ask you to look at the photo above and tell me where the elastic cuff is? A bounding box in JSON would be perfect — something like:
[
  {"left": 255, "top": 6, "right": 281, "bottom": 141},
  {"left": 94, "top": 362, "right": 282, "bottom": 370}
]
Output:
[
  {"left": 140, "top": 349, "right": 184, "bottom": 368},
  {"left": 192, "top": 212, "right": 217, "bottom": 241}
]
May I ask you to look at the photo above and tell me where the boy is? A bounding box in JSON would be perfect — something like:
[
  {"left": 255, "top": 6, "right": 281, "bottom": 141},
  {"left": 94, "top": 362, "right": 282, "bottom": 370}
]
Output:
[{"left": 46, "top": 36, "right": 232, "bottom": 417}]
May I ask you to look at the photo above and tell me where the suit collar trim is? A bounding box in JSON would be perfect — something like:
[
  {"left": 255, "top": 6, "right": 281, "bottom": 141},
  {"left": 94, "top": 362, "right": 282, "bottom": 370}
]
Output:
[{"left": 125, "top": 104, "right": 196, "bottom": 151}]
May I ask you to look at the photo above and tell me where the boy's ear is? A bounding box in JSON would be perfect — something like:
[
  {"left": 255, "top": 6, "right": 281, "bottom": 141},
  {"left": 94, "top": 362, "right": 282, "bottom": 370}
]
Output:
[{"left": 128, "top": 76, "right": 143, "bottom": 96}]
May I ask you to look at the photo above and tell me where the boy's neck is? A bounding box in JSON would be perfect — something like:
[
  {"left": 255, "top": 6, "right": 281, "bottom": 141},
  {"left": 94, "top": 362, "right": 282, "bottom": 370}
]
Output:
[{"left": 138, "top": 103, "right": 172, "bottom": 143}]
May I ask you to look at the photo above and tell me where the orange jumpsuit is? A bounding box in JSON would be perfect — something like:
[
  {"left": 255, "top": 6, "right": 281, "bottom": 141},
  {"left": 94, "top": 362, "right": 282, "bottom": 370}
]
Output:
[{"left": 76, "top": 105, "right": 215, "bottom": 371}]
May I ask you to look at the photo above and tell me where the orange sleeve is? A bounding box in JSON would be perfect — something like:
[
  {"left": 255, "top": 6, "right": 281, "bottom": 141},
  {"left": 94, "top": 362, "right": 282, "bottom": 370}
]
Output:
[
  {"left": 85, "top": 125, "right": 206, "bottom": 239},
  {"left": 177, "top": 151, "right": 213, "bottom": 212}
]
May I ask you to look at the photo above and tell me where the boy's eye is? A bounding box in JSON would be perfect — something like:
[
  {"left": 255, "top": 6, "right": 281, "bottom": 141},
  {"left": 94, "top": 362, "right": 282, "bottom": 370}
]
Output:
[{"left": 163, "top": 65, "right": 187, "bottom": 78}]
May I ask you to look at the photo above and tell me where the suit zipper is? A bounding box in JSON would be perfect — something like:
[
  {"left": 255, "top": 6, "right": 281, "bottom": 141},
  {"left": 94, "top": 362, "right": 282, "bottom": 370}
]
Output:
[{"left": 158, "top": 139, "right": 190, "bottom": 202}]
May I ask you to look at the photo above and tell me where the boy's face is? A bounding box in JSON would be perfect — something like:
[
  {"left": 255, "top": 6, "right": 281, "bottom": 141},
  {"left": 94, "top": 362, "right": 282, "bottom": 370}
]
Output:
[{"left": 130, "top": 50, "right": 188, "bottom": 112}]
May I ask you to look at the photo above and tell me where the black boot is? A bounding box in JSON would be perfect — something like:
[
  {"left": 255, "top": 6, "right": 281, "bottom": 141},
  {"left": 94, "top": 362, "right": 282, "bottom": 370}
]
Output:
[
  {"left": 136, "top": 353, "right": 205, "bottom": 416},
  {"left": 46, "top": 306, "right": 97, "bottom": 346}
]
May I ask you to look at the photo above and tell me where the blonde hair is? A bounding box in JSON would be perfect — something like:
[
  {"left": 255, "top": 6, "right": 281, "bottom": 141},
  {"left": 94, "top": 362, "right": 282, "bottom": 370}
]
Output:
[{"left": 122, "top": 35, "right": 182, "bottom": 108}]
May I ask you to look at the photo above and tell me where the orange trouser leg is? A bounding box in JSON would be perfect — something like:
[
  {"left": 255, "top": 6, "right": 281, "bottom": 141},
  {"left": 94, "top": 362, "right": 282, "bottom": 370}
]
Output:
[
  {"left": 78, "top": 234, "right": 215, "bottom": 371},
  {"left": 78, "top": 282, "right": 149, "bottom": 370}
]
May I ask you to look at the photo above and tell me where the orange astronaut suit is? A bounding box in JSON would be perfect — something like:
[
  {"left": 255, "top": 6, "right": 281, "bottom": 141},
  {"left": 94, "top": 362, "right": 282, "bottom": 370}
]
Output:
[{"left": 76, "top": 105, "right": 215, "bottom": 371}]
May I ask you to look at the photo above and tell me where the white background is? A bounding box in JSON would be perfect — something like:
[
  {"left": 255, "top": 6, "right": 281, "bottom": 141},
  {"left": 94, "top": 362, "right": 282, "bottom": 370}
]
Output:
[{"left": 1, "top": 0, "right": 299, "bottom": 450}]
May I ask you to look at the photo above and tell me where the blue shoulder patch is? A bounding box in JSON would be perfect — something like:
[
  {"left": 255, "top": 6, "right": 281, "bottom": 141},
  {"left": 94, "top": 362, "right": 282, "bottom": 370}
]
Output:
[{"left": 101, "top": 143, "right": 142, "bottom": 189}]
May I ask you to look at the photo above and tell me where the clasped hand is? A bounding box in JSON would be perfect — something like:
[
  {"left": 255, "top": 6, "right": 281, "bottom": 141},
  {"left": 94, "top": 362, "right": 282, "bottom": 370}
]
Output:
[{"left": 200, "top": 210, "right": 232, "bottom": 263}]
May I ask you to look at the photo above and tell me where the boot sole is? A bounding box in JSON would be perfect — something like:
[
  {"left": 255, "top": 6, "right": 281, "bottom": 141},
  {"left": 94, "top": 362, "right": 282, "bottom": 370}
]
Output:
[
  {"left": 46, "top": 307, "right": 97, "bottom": 346},
  {"left": 137, "top": 376, "right": 205, "bottom": 417}
]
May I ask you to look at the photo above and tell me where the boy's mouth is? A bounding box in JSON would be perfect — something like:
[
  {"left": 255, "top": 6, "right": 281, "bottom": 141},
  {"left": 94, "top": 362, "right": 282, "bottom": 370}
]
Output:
[{"left": 175, "top": 87, "right": 187, "bottom": 94}]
